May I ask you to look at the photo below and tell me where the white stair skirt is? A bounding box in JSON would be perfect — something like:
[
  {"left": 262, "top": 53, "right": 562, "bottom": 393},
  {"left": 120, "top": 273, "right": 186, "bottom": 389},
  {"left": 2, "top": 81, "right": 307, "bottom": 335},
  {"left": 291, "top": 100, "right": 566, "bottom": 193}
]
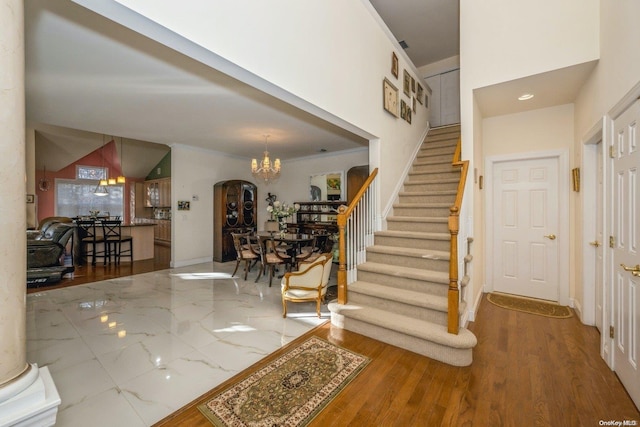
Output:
[{"left": 0, "top": 364, "right": 61, "bottom": 427}]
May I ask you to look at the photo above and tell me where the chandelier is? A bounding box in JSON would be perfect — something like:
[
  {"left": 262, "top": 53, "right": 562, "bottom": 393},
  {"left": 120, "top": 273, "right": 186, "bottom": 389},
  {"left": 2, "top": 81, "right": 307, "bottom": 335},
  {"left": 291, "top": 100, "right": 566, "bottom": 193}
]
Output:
[{"left": 251, "top": 135, "right": 281, "bottom": 183}]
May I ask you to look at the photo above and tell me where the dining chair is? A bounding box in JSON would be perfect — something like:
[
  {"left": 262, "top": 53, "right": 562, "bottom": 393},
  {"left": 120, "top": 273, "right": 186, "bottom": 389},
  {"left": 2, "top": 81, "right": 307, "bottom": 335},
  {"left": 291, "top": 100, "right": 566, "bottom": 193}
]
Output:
[
  {"left": 75, "top": 219, "right": 105, "bottom": 265},
  {"left": 295, "top": 236, "right": 319, "bottom": 265},
  {"left": 101, "top": 220, "right": 133, "bottom": 264},
  {"left": 281, "top": 253, "right": 333, "bottom": 317},
  {"left": 231, "top": 232, "right": 258, "bottom": 280},
  {"left": 253, "top": 235, "right": 289, "bottom": 287}
]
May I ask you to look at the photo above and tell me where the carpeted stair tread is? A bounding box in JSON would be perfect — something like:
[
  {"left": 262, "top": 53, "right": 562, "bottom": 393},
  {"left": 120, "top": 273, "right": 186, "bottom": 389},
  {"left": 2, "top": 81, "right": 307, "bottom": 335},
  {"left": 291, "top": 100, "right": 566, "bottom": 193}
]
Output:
[
  {"left": 357, "top": 261, "right": 449, "bottom": 284},
  {"left": 398, "top": 190, "right": 457, "bottom": 197},
  {"left": 387, "top": 215, "right": 448, "bottom": 224},
  {"left": 375, "top": 230, "right": 449, "bottom": 241},
  {"left": 413, "top": 158, "right": 453, "bottom": 166},
  {"left": 349, "top": 281, "right": 448, "bottom": 312},
  {"left": 394, "top": 202, "right": 452, "bottom": 208},
  {"left": 366, "top": 245, "right": 449, "bottom": 260},
  {"left": 337, "top": 305, "right": 477, "bottom": 350},
  {"left": 405, "top": 177, "right": 460, "bottom": 184}
]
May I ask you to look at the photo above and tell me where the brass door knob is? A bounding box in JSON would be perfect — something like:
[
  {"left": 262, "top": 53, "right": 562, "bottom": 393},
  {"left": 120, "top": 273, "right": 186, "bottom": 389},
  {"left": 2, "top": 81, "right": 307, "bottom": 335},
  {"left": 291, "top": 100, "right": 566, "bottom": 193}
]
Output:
[
  {"left": 589, "top": 241, "right": 600, "bottom": 247},
  {"left": 544, "top": 234, "right": 556, "bottom": 240}
]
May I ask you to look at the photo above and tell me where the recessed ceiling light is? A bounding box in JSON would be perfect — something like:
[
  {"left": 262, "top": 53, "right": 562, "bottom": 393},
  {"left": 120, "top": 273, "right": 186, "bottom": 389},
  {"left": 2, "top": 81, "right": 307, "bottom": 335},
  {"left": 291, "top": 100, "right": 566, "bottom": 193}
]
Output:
[{"left": 518, "top": 93, "right": 534, "bottom": 101}]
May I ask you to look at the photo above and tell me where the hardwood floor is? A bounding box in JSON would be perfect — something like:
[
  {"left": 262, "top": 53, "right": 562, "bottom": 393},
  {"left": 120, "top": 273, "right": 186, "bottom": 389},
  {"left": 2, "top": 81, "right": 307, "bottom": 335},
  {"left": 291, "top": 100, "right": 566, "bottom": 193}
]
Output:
[
  {"left": 154, "top": 296, "right": 640, "bottom": 427},
  {"left": 27, "top": 243, "right": 171, "bottom": 294}
]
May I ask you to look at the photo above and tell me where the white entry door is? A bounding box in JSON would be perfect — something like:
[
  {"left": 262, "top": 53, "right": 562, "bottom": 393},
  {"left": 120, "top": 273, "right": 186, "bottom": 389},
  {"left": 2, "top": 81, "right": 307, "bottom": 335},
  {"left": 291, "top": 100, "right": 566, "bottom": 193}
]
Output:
[
  {"left": 492, "top": 156, "right": 560, "bottom": 301},
  {"left": 612, "top": 100, "right": 640, "bottom": 409}
]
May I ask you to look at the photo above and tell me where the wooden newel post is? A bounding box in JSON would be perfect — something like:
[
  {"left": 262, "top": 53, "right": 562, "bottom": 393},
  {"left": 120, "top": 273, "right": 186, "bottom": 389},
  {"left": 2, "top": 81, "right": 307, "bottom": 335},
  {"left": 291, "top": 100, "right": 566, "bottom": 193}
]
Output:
[
  {"left": 337, "top": 205, "right": 348, "bottom": 304},
  {"left": 448, "top": 206, "right": 460, "bottom": 334}
]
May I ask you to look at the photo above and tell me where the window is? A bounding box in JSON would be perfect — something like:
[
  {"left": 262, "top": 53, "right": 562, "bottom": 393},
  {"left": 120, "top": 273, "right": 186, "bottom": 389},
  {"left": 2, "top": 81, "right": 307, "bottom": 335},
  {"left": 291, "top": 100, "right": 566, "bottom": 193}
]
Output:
[
  {"left": 55, "top": 179, "right": 123, "bottom": 218},
  {"left": 76, "top": 165, "right": 108, "bottom": 180}
]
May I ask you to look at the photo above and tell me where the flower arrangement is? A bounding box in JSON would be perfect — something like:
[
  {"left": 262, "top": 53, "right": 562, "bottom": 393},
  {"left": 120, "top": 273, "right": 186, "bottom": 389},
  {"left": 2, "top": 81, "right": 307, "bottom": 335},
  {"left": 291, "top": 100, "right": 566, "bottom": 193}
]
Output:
[{"left": 266, "top": 201, "right": 300, "bottom": 221}]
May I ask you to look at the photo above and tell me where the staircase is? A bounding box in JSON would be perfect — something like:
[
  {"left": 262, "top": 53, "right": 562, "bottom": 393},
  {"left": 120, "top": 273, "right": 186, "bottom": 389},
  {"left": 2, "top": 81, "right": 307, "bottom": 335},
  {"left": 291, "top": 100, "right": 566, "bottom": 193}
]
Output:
[{"left": 329, "top": 124, "right": 477, "bottom": 366}]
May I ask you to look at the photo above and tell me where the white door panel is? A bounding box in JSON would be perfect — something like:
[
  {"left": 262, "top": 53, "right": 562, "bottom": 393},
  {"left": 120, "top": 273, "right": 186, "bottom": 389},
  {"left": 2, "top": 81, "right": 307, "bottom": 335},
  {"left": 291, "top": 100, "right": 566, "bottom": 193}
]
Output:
[
  {"left": 492, "top": 157, "right": 560, "bottom": 301},
  {"left": 612, "top": 99, "right": 640, "bottom": 409}
]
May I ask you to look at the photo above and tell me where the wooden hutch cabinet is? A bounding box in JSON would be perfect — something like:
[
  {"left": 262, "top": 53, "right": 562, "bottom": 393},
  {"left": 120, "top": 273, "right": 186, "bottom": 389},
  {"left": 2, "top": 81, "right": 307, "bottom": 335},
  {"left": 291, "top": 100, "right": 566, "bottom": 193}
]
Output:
[{"left": 213, "top": 180, "right": 257, "bottom": 262}]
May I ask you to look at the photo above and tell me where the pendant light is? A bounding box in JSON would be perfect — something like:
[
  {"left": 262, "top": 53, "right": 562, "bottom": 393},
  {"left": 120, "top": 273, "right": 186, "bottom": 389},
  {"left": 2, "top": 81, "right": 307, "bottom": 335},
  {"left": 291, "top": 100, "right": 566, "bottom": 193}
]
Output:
[
  {"left": 93, "top": 136, "right": 109, "bottom": 196},
  {"left": 117, "top": 137, "right": 126, "bottom": 184},
  {"left": 107, "top": 137, "right": 117, "bottom": 185}
]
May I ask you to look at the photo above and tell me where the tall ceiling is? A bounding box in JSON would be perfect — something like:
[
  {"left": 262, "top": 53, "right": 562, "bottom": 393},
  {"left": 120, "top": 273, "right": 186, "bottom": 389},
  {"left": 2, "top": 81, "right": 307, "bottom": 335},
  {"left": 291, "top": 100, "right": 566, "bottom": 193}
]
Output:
[
  {"left": 370, "top": 0, "right": 459, "bottom": 68},
  {"left": 26, "top": 0, "right": 451, "bottom": 178}
]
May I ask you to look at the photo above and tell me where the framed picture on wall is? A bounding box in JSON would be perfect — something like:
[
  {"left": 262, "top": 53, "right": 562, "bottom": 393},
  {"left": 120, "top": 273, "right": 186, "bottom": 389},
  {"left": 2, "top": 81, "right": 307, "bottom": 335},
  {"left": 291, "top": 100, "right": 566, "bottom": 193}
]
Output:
[
  {"left": 383, "top": 78, "right": 399, "bottom": 117},
  {"left": 403, "top": 70, "right": 410, "bottom": 96},
  {"left": 391, "top": 52, "right": 398, "bottom": 78},
  {"left": 416, "top": 83, "right": 424, "bottom": 104}
]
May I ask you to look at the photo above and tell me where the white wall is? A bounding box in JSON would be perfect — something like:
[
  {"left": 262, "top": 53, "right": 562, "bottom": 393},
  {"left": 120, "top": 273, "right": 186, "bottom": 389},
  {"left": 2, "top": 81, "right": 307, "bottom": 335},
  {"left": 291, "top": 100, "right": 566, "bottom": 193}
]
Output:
[
  {"left": 574, "top": 1, "right": 640, "bottom": 134},
  {"left": 483, "top": 104, "right": 574, "bottom": 157},
  {"left": 460, "top": 0, "right": 598, "bottom": 317}
]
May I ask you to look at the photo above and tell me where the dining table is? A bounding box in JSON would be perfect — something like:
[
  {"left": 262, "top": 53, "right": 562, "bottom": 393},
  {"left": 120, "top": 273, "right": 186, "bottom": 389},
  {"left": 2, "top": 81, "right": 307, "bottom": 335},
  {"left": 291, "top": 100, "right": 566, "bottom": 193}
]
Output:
[{"left": 266, "top": 232, "right": 315, "bottom": 271}]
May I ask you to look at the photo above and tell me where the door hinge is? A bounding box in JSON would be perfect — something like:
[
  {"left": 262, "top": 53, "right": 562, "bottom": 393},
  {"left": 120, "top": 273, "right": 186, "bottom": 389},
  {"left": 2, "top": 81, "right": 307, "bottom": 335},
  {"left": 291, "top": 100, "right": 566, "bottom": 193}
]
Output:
[
  {"left": 609, "top": 146, "right": 616, "bottom": 158},
  {"left": 610, "top": 325, "right": 615, "bottom": 339},
  {"left": 609, "top": 236, "right": 615, "bottom": 248}
]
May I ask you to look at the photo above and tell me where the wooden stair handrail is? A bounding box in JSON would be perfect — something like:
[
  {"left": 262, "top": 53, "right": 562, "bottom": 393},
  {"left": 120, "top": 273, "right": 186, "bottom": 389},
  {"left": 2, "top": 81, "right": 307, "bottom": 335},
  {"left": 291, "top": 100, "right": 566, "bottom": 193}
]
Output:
[
  {"left": 448, "top": 137, "right": 469, "bottom": 334},
  {"left": 337, "top": 168, "right": 379, "bottom": 304}
]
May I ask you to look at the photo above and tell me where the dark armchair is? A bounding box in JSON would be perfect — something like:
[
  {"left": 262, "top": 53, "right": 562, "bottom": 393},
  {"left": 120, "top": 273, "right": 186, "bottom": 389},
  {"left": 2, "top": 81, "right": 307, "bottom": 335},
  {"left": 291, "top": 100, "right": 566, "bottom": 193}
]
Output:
[{"left": 27, "top": 222, "right": 76, "bottom": 287}]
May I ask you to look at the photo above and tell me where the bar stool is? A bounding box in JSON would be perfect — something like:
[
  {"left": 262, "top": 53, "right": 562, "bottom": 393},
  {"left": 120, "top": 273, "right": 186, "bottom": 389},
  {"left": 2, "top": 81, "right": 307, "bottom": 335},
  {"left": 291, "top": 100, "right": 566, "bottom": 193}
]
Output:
[
  {"left": 102, "top": 220, "right": 133, "bottom": 264},
  {"left": 75, "top": 219, "right": 105, "bottom": 265}
]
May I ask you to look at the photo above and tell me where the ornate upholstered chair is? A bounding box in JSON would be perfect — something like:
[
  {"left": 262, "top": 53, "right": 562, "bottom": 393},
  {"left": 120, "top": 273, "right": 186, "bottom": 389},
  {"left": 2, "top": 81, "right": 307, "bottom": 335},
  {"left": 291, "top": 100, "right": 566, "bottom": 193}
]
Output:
[{"left": 281, "top": 253, "right": 333, "bottom": 317}]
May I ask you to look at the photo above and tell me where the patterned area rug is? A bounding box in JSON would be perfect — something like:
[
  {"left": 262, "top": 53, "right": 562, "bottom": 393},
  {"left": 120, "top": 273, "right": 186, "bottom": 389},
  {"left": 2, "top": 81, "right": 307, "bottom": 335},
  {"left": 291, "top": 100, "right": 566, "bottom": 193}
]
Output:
[
  {"left": 488, "top": 292, "right": 573, "bottom": 318},
  {"left": 198, "top": 336, "right": 369, "bottom": 426}
]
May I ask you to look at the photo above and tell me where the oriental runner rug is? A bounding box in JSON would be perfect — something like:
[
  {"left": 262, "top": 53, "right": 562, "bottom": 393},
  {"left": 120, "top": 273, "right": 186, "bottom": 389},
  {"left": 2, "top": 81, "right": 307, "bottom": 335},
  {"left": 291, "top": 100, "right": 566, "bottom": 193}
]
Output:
[
  {"left": 198, "top": 336, "right": 369, "bottom": 427},
  {"left": 488, "top": 292, "right": 573, "bottom": 318}
]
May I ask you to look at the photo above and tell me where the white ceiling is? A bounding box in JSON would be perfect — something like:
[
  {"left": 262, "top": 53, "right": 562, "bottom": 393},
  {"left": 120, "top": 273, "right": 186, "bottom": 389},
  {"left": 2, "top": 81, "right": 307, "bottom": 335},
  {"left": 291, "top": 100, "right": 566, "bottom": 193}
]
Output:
[{"left": 369, "top": 0, "right": 459, "bottom": 68}]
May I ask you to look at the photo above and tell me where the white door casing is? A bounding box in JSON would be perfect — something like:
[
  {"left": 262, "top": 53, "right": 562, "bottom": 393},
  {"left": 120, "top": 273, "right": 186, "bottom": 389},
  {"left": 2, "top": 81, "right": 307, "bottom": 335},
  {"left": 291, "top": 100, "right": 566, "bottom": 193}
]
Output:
[
  {"left": 595, "top": 142, "right": 604, "bottom": 332},
  {"left": 485, "top": 150, "right": 569, "bottom": 305},
  {"left": 611, "top": 99, "right": 640, "bottom": 409}
]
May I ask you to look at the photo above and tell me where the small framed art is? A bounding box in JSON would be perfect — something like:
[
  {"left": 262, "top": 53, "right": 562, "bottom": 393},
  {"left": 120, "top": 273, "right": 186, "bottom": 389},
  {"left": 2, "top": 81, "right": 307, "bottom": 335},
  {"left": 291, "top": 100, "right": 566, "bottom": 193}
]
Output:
[
  {"left": 416, "top": 83, "right": 424, "bottom": 104},
  {"left": 403, "top": 70, "right": 410, "bottom": 96},
  {"left": 391, "top": 52, "right": 398, "bottom": 78},
  {"left": 383, "top": 78, "right": 399, "bottom": 117}
]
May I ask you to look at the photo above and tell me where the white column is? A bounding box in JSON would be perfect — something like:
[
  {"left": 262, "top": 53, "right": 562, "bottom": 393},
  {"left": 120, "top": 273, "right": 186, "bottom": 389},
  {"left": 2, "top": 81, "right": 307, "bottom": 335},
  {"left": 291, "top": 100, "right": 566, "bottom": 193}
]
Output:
[
  {"left": 0, "top": 1, "right": 60, "bottom": 425},
  {"left": 0, "top": 0, "right": 28, "bottom": 388}
]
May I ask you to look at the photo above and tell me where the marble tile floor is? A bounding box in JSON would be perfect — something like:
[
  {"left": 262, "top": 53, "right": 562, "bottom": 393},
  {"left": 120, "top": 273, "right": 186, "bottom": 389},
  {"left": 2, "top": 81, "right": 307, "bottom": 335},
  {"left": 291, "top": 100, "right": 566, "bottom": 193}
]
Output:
[{"left": 26, "top": 261, "right": 332, "bottom": 426}]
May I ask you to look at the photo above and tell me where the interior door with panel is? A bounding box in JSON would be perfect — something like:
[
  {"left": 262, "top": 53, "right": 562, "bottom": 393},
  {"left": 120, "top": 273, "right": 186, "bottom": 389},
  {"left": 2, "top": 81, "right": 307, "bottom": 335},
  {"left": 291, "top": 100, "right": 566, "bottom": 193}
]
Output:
[
  {"left": 492, "top": 156, "right": 560, "bottom": 301},
  {"left": 611, "top": 100, "right": 640, "bottom": 409}
]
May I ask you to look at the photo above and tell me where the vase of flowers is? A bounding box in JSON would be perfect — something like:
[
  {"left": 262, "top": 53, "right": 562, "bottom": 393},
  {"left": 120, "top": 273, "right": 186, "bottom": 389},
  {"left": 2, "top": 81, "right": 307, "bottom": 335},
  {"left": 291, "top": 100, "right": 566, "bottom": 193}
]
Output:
[{"left": 266, "top": 201, "right": 300, "bottom": 232}]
